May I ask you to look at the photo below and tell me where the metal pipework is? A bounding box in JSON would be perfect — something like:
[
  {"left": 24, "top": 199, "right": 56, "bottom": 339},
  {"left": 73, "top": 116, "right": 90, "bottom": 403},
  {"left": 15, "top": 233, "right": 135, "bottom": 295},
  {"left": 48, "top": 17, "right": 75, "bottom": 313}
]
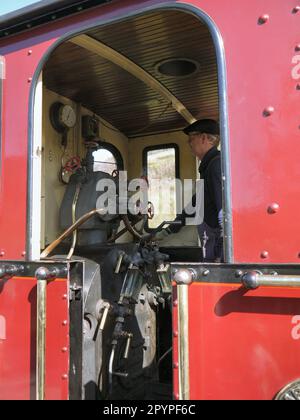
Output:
[
  {"left": 35, "top": 266, "right": 67, "bottom": 401},
  {"left": 242, "top": 271, "right": 300, "bottom": 290},
  {"left": 40, "top": 208, "right": 105, "bottom": 258},
  {"left": 0, "top": 264, "right": 25, "bottom": 279}
]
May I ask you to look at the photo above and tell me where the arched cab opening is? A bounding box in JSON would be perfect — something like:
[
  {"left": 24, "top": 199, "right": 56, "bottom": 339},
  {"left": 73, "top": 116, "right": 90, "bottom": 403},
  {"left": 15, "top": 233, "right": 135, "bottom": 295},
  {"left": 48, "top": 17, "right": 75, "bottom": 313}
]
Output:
[{"left": 34, "top": 9, "right": 222, "bottom": 400}]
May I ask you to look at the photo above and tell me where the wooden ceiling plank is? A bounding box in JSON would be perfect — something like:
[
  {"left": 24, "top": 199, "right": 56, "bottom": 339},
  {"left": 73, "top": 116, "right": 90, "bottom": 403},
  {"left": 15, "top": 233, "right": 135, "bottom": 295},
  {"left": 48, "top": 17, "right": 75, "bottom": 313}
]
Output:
[{"left": 69, "top": 34, "right": 196, "bottom": 124}]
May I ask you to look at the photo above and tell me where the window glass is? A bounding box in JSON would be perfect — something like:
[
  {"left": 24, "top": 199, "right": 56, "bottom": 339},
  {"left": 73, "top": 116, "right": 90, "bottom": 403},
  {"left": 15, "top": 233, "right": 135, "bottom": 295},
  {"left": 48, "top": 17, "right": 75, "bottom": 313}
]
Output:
[
  {"left": 93, "top": 148, "right": 118, "bottom": 174},
  {"left": 146, "top": 147, "right": 178, "bottom": 229}
]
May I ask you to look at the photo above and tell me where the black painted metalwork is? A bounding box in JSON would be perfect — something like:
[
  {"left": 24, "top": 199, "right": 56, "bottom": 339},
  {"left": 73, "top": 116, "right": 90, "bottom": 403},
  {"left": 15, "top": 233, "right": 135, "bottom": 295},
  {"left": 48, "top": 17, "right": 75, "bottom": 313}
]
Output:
[{"left": 0, "top": 0, "right": 112, "bottom": 39}]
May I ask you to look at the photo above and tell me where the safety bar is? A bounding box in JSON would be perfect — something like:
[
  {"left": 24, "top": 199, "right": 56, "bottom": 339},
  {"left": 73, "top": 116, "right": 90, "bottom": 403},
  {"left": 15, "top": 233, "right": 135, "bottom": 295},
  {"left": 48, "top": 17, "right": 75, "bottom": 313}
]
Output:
[{"left": 242, "top": 271, "right": 300, "bottom": 290}]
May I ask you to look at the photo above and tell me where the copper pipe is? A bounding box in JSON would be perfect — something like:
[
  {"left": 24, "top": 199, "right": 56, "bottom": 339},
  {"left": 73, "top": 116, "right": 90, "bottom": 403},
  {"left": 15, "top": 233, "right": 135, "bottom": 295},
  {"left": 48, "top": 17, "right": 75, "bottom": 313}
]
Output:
[
  {"left": 41, "top": 209, "right": 105, "bottom": 258},
  {"left": 67, "top": 184, "right": 81, "bottom": 260}
]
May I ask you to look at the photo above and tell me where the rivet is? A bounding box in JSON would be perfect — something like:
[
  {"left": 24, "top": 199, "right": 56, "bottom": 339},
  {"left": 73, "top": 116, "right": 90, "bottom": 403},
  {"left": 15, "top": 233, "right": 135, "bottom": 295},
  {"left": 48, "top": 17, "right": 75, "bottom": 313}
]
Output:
[
  {"left": 62, "top": 374, "right": 68, "bottom": 380},
  {"left": 173, "top": 331, "right": 179, "bottom": 337},
  {"left": 61, "top": 347, "right": 68, "bottom": 353},
  {"left": 28, "top": 50, "right": 33, "bottom": 56},
  {"left": 21, "top": 251, "right": 26, "bottom": 257},
  {"left": 173, "top": 362, "right": 179, "bottom": 369},
  {"left": 296, "top": 84, "right": 300, "bottom": 90},
  {"left": 26, "top": 24, "right": 32, "bottom": 29},
  {"left": 173, "top": 393, "right": 180, "bottom": 400},
  {"left": 173, "top": 300, "right": 178, "bottom": 307},
  {"left": 77, "top": 6, "right": 83, "bottom": 11},
  {"left": 263, "top": 106, "right": 275, "bottom": 117},
  {"left": 62, "top": 320, "right": 68, "bottom": 326},
  {"left": 293, "top": 6, "right": 300, "bottom": 13},
  {"left": 295, "top": 44, "right": 300, "bottom": 52},
  {"left": 28, "top": 77, "right": 32, "bottom": 83},
  {"left": 63, "top": 294, "right": 68, "bottom": 300},
  {"left": 51, "top": 15, "right": 57, "bottom": 20},
  {"left": 0, "top": 251, "right": 5, "bottom": 257},
  {"left": 261, "top": 251, "right": 269, "bottom": 259},
  {"left": 258, "top": 14, "right": 269, "bottom": 24},
  {"left": 267, "top": 203, "right": 280, "bottom": 214},
  {"left": 203, "top": 269, "right": 210, "bottom": 276}
]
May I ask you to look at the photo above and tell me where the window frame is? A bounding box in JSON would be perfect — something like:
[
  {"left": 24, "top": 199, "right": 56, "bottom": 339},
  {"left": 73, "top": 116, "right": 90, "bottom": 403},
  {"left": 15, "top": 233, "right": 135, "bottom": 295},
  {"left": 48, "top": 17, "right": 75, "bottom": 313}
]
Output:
[
  {"left": 93, "top": 142, "right": 124, "bottom": 173},
  {"left": 143, "top": 143, "right": 180, "bottom": 232}
]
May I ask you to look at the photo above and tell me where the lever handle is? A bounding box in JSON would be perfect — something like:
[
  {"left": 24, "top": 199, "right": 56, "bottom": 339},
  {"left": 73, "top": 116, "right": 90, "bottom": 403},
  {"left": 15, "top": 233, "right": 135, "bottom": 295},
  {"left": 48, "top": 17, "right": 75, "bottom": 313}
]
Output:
[
  {"left": 99, "top": 305, "right": 110, "bottom": 331},
  {"left": 123, "top": 333, "right": 133, "bottom": 360},
  {"left": 115, "top": 252, "right": 125, "bottom": 274}
]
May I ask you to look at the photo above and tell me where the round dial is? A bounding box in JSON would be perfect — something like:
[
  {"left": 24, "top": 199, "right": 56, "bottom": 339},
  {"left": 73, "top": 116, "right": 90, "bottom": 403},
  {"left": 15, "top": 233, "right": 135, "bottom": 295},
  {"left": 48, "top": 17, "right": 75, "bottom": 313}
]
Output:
[
  {"left": 60, "top": 104, "right": 76, "bottom": 129},
  {"left": 50, "top": 102, "right": 77, "bottom": 133}
]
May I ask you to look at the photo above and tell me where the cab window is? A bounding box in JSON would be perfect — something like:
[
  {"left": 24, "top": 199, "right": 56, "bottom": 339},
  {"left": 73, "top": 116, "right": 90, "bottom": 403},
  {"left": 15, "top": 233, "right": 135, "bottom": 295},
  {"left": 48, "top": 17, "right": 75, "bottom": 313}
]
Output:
[{"left": 144, "top": 144, "right": 179, "bottom": 230}]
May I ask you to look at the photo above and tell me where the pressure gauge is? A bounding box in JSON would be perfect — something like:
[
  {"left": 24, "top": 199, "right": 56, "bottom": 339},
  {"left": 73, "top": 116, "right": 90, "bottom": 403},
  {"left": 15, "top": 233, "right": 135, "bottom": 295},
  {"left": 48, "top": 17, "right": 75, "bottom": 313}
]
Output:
[{"left": 50, "top": 102, "right": 77, "bottom": 133}]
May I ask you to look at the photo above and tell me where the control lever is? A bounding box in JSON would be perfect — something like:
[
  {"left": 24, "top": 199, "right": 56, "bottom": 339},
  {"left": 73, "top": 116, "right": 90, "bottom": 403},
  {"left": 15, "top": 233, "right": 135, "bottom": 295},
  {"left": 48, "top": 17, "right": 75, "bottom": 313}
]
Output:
[
  {"left": 123, "top": 333, "right": 133, "bottom": 360},
  {"left": 154, "top": 220, "right": 182, "bottom": 233},
  {"left": 111, "top": 332, "right": 132, "bottom": 380},
  {"left": 99, "top": 304, "right": 110, "bottom": 331},
  {"left": 95, "top": 299, "right": 111, "bottom": 332},
  {"left": 115, "top": 252, "right": 125, "bottom": 274}
]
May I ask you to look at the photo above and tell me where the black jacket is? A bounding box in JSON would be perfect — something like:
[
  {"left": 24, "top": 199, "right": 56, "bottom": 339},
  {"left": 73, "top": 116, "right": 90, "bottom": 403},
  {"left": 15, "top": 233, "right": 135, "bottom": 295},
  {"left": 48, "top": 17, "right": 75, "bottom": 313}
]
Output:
[
  {"left": 168, "top": 147, "right": 222, "bottom": 233},
  {"left": 199, "top": 147, "right": 222, "bottom": 228}
]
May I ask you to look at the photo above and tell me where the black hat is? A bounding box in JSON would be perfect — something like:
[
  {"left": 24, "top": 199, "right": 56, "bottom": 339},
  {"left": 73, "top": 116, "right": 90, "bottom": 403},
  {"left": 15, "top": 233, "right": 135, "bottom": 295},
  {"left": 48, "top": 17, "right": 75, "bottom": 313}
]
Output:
[{"left": 183, "top": 119, "right": 220, "bottom": 135}]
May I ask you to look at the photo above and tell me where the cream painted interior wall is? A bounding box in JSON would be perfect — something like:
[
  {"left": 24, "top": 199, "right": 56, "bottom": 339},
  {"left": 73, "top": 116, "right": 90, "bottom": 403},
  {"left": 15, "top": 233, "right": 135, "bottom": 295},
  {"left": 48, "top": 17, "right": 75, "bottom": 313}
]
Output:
[
  {"left": 128, "top": 131, "right": 197, "bottom": 181},
  {"left": 41, "top": 87, "right": 129, "bottom": 246}
]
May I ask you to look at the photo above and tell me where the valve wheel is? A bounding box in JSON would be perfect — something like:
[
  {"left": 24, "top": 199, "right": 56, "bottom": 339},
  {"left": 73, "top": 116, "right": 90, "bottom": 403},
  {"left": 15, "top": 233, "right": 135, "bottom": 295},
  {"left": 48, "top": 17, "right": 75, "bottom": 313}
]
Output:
[{"left": 64, "top": 156, "right": 81, "bottom": 173}]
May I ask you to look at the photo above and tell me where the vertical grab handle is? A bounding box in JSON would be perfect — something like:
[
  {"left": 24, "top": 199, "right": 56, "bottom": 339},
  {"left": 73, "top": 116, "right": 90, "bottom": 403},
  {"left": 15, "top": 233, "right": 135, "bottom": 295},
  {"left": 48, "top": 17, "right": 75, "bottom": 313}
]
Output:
[{"left": 35, "top": 266, "right": 67, "bottom": 400}]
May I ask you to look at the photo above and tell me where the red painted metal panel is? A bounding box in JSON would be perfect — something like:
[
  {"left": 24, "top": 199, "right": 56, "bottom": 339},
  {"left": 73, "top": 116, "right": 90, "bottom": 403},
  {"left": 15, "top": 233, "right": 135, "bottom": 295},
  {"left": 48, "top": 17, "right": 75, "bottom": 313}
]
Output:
[
  {"left": 187, "top": 283, "right": 300, "bottom": 400},
  {"left": 0, "top": 277, "right": 69, "bottom": 400}
]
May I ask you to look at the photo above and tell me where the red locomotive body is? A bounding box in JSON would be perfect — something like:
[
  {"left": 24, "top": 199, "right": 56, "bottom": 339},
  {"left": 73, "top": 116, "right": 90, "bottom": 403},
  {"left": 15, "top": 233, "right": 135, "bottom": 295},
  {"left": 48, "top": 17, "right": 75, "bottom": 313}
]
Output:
[{"left": 0, "top": 0, "right": 300, "bottom": 400}]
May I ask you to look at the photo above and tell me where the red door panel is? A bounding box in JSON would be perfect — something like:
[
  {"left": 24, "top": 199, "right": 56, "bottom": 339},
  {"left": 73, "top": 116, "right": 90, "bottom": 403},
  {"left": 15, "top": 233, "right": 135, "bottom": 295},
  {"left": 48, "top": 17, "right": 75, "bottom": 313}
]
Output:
[
  {"left": 188, "top": 283, "right": 300, "bottom": 400},
  {"left": 0, "top": 276, "right": 69, "bottom": 400}
]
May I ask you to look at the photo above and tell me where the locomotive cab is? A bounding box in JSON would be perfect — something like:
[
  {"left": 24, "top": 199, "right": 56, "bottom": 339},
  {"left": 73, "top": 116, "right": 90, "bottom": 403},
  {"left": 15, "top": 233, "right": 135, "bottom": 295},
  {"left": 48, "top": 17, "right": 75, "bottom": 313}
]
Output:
[{"left": 31, "top": 9, "right": 220, "bottom": 400}]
